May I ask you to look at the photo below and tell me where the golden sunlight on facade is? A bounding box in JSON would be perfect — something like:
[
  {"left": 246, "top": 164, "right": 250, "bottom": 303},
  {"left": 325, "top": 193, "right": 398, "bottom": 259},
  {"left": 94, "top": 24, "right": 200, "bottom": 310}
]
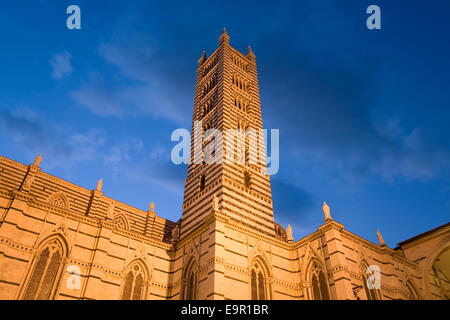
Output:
[{"left": 0, "top": 30, "right": 448, "bottom": 300}]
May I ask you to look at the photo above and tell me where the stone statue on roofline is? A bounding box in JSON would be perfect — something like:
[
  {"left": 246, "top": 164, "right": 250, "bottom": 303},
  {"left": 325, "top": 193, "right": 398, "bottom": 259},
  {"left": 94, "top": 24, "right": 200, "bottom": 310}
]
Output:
[
  {"left": 286, "top": 224, "right": 293, "bottom": 242},
  {"left": 96, "top": 178, "right": 103, "bottom": 192},
  {"left": 323, "top": 201, "right": 332, "bottom": 221}
]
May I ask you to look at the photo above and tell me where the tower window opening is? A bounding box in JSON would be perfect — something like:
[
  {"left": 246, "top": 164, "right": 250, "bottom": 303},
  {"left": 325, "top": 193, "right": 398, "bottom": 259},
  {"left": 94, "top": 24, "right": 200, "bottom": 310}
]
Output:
[
  {"left": 244, "top": 171, "right": 251, "bottom": 189},
  {"left": 199, "top": 174, "right": 206, "bottom": 191},
  {"left": 203, "top": 74, "right": 217, "bottom": 97}
]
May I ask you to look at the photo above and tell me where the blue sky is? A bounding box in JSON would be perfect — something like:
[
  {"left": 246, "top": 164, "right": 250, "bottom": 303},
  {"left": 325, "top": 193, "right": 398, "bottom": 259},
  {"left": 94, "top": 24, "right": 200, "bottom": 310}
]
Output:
[{"left": 0, "top": 0, "right": 449, "bottom": 246}]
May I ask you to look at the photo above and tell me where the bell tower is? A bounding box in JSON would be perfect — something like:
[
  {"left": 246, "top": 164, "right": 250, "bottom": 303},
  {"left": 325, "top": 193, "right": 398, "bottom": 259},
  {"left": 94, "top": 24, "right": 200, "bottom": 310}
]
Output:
[{"left": 181, "top": 29, "right": 275, "bottom": 238}]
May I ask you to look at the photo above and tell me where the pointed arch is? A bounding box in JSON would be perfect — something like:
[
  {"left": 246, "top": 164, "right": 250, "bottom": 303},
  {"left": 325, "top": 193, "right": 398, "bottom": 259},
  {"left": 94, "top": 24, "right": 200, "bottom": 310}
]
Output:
[
  {"left": 182, "top": 257, "right": 199, "bottom": 300},
  {"left": 21, "top": 234, "right": 68, "bottom": 300},
  {"left": 34, "top": 222, "right": 72, "bottom": 252},
  {"left": 47, "top": 192, "right": 70, "bottom": 210},
  {"left": 360, "top": 260, "right": 380, "bottom": 300},
  {"left": 425, "top": 242, "right": 450, "bottom": 300},
  {"left": 120, "top": 259, "right": 149, "bottom": 300},
  {"left": 112, "top": 214, "right": 129, "bottom": 231},
  {"left": 249, "top": 255, "right": 272, "bottom": 300},
  {"left": 306, "top": 258, "right": 330, "bottom": 300},
  {"left": 406, "top": 279, "right": 420, "bottom": 300}
]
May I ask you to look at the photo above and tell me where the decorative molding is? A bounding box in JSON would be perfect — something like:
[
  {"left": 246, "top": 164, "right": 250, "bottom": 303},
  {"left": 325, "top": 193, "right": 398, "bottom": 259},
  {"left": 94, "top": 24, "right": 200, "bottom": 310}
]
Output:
[{"left": 0, "top": 236, "right": 33, "bottom": 254}]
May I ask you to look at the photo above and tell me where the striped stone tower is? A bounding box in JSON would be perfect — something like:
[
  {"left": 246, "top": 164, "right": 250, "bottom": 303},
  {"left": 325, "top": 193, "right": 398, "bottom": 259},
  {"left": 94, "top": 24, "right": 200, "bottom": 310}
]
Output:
[{"left": 180, "top": 29, "right": 275, "bottom": 238}]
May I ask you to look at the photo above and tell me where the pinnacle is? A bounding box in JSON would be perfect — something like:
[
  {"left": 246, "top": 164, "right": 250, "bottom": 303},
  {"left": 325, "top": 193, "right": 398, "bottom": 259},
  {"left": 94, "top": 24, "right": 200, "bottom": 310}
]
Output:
[{"left": 219, "top": 27, "right": 230, "bottom": 43}]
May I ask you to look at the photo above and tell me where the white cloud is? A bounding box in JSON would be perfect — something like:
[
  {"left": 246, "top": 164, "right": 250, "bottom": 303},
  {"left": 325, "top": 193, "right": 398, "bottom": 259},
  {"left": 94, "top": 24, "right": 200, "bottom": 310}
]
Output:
[
  {"left": 50, "top": 51, "right": 73, "bottom": 80},
  {"left": 0, "top": 107, "right": 147, "bottom": 171},
  {"left": 104, "top": 139, "right": 143, "bottom": 167},
  {"left": 69, "top": 35, "right": 190, "bottom": 124},
  {"left": 0, "top": 108, "right": 104, "bottom": 168}
]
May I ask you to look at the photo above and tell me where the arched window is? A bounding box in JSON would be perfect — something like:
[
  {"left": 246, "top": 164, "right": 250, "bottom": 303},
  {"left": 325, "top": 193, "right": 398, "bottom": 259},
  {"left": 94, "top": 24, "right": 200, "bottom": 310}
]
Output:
[
  {"left": 361, "top": 263, "right": 379, "bottom": 300},
  {"left": 22, "top": 237, "right": 66, "bottom": 300},
  {"left": 309, "top": 261, "right": 330, "bottom": 300},
  {"left": 183, "top": 259, "right": 198, "bottom": 300},
  {"left": 250, "top": 261, "right": 269, "bottom": 300},
  {"left": 121, "top": 261, "right": 147, "bottom": 300}
]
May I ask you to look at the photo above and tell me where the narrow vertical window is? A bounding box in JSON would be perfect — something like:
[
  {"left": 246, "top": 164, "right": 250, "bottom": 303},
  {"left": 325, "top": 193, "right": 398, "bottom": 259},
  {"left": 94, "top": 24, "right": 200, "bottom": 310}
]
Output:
[
  {"left": 132, "top": 274, "right": 144, "bottom": 300},
  {"left": 184, "top": 260, "right": 198, "bottom": 300},
  {"left": 361, "top": 264, "right": 379, "bottom": 300},
  {"left": 318, "top": 270, "right": 330, "bottom": 300},
  {"left": 244, "top": 172, "right": 251, "bottom": 189},
  {"left": 310, "top": 262, "right": 330, "bottom": 300},
  {"left": 258, "top": 272, "right": 265, "bottom": 300},
  {"left": 312, "top": 274, "right": 321, "bottom": 300},
  {"left": 188, "top": 272, "right": 197, "bottom": 299},
  {"left": 251, "top": 270, "right": 257, "bottom": 300},
  {"left": 199, "top": 174, "right": 205, "bottom": 191},
  {"left": 121, "top": 272, "right": 134, "bottom": 300},
  {"left": 363, "top": 275, "right": 378, "bottom": 300}
]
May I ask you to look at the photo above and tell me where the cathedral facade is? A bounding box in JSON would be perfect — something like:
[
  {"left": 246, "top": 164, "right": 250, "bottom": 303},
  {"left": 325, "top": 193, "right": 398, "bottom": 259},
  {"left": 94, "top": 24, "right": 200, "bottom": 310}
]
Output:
[{"left": 0, "top": 30, "right": 448, "bottom": 300}]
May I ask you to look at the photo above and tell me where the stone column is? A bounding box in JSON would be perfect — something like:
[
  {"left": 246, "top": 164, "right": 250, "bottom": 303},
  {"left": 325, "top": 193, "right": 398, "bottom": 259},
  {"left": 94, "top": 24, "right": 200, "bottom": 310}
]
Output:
[
  {"left": 318, "top": 220, "right": 355, "bottom": 300},
  {"left": 203, "top": 208, "right": 227, "bottom": 300}
]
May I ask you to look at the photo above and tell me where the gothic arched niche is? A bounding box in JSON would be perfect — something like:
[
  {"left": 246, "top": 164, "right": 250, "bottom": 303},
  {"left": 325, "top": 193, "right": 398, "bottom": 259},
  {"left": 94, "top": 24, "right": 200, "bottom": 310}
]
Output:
[
  {"left": 249, "top": 256, "right": 271, "bottom": 300},
  {"left": 307, "top": 259, "right": 330, "bottom": 300},
  {"left": 47, "top": 192, "right": 70, "bottom": 210},
  {"left": 21, "top": 235, "right": 68, "bottom": 300},
  {"left": 112, "top": 214, "right": 129, "bottom": 231},
  {"left": 120, "top": 260, "right": 149, "bottom": 300}
]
